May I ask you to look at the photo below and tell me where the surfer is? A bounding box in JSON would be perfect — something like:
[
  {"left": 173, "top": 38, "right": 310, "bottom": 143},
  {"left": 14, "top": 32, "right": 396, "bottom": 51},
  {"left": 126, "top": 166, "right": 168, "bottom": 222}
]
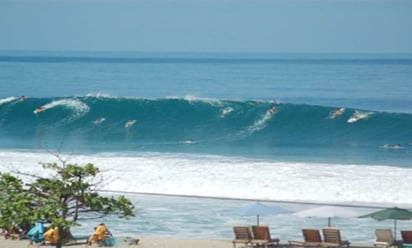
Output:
[
  {"left": 269, "top": 99, "right": 280, "bottom": 104},
  {"left": 393, "top": 144, "right": 403, "bottom": 149},
  {"left": 20, "top": 95, "right": 27, "bottom": 102},
  {"left": 350, "top": 112, "right": 361, "bottom": 121},
  {"left": 267, "top": 107, "right": 277, "bottom": 114},
  {"left": 34, "top": 106, "right": 44, "bottom": 114},
  {"left": 220, "top": 107, "right": 233, "bottom": 117},
  {"left": 92, "top": 118, "right": 106, "bottom": 125},
  {"left": 125, "top": 120, "right": 137, "bottom": 128},
  {"left": 382, "top": 144, "right": 404, "bottom": 150},
  {"left": 348, "top": 110, "right": 373, "bottom": 123},
  {"left": 182, "top": 139, "right": 195, "bottom": 144},
  {"left": 329, "top": 108, "right": 344, "bottom": 119}
]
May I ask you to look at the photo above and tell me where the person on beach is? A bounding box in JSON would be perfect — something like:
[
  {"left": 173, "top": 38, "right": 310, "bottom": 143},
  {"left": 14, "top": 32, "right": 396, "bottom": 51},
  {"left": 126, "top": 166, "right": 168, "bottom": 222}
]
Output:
[
  {"left": 3, "top": 229, "right": 11, "bottom": 239},
  {"left": 86, "top": 223, "right": 111, "bottom": 247},
  {"left": 43, "top": 227, "right": 58, "bottom": 244}
]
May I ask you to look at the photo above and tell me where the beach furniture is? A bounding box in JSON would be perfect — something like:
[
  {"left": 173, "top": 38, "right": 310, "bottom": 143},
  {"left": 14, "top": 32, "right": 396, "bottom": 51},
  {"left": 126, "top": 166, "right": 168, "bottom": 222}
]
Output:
[
  {"left": 322, "top": 228, "right": 350, "bottom": 248},
  {"left": 401, "top": 231, "right": 412, "bottom": 248},
  {"left": 251, "top": 225, "right": 280, "bottom": 248},
  {"left": 374, "top": 229, "right": 402, "bottom": 248},
  {"left": 289, "top": 228, "right": 323, "bottom": 248},
  {"left": 232, "top": 226, "right": 253, "bottom": 248},
  {"left": 303, "top": 229, "right": 323, "bottom": 247}
]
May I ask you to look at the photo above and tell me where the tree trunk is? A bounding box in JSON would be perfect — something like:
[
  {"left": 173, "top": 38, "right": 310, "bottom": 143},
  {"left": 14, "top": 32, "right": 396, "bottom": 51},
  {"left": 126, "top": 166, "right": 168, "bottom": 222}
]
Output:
[{"left": 55, "top": 226, "right": 63, "bottom": 248}]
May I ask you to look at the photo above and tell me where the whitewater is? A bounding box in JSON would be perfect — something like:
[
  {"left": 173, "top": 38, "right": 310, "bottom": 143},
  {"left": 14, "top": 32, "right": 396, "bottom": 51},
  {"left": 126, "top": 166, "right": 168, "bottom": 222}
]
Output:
[
  {"left": 1, "top": 150, "right": 411, "bottom": 205},
  {"left": 1, "top": 52, "right": 412, "bottom": 241}
]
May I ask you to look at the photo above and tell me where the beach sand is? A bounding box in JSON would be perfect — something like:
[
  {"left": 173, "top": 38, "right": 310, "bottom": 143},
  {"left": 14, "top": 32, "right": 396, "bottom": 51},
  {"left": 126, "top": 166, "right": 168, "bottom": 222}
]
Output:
[{"left": 0, "top": 236, "right": 233, "bottom": 248}]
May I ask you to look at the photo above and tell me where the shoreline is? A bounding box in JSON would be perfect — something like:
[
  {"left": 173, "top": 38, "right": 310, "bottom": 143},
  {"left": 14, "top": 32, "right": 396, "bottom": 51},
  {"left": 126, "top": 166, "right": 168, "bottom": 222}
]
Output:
[{"left": 99, "top": 190, "right": 409, "bottom": 209}]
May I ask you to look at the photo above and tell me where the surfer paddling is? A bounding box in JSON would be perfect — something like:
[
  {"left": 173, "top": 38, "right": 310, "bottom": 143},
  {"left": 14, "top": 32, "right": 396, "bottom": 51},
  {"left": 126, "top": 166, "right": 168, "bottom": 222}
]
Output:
[{"left": 329, "top": 108, "right": 345, "bottom": 119}]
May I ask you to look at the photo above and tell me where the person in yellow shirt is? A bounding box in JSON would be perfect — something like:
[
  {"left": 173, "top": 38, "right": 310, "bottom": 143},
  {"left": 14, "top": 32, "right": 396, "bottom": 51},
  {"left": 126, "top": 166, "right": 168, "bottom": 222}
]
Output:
[
  {"left": 87, "top": 223, "right": 110, "bottom": 246},
  {"left": 43, "top": 227, "right": 58, "bottom": 244}
]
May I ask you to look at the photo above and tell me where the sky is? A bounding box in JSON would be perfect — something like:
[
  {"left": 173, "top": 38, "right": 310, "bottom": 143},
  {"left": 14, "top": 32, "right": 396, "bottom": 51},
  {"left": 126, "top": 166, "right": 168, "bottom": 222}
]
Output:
[{"left": 1, "top": 0, "right": 412, "bottom": 54}]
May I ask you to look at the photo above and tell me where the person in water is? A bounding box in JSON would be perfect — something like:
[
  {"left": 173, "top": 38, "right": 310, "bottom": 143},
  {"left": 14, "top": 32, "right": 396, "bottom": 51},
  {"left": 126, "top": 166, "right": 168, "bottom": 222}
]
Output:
[
  {"left": 351, "top": 112, "right": 361, "bottom": 121},
  {"left": 20, "top": 95, "right": 27, "bottom": 102},
  {"left": 393, "top": 144, "right": 403, "bottom": 149},
  {"left": 35, "top": 106, "right": 44, "bottom": 113},
  {"left": 267, "top": 107, "right": 277, "bottom": 114},
  {"left": 330, "top": 108, "right": 344, "bottom": 118}
]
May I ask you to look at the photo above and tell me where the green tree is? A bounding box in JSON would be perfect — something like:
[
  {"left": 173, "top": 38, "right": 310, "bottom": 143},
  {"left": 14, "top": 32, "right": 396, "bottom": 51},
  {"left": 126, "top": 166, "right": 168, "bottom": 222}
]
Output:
[
  {"left": 0, "top": 161, "right": 135, "bottom": 248},
  {"left": 0, "top": 173, "right": 36, "bottom": 234}
]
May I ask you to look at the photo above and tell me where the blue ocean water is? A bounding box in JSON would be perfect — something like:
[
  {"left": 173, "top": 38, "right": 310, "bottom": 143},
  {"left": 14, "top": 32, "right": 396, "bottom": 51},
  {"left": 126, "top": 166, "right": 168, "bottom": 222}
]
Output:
[
  {"left": 1, "top": 52, "right": 412, "bottom": 164},
  {"left": 0, "top": 96, "right": 411, "bottom": 166},
  {"left": 1, "top": 52, "right": 412, "bottom": 241}
]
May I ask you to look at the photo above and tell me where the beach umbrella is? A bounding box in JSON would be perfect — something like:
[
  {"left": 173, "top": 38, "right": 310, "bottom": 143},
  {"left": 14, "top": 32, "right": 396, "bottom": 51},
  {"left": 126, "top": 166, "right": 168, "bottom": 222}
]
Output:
[
  {"left": 230, "top": 201, "right": 288, "bottom": 225},
  {"left": 294, "top": 205, "right": 366, "bottom": 227},
  {"left": 359, "top": 207, "right": 412, "bottom": 240}
]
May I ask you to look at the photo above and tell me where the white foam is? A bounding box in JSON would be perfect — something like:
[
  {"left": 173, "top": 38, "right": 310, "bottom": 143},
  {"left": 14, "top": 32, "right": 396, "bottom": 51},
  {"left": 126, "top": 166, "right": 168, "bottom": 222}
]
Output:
[
  {"left": 85, "top": 92, "right": 113, "bottom": 98},
  {"left": 0, "top": 96, "right": 17, "bottom": 105},
  {"left": 35, "top": 98, "right": 90, "bottom": 124},
  {"left": 167, "top": 95, "right": 223, "bottom": 106},
  {"left": 41, "top": 98, "right": 89, "bottom": 112},
  {"left": 1, "top": 150, "right": 411, "bottom": 206},
  {"left": 241, "top": 111, "right": 273, "bottom": 136}
]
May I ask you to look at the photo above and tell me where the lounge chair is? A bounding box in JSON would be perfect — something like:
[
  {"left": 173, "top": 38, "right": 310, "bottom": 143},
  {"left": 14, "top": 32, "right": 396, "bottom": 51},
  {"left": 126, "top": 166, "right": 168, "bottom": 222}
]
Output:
[
  {"left": 304, "top": 229, "right": 324, "bottom": 247},
  {"left": 322, "top": 228, "right": 350, "bottom": 248},
  {"left": 232, "top": 226, "right": 253, "bottom": 248},
  {"left": 289, "top": 229, "right": 323, "bottom": 248},
  {"left": 374, "top": 229, "right": 402, "bottom": 248},
  {"left": 401, "top": 231, "right": 412, "bottom": 248},
  {"left": 251, "top": 225, "right": 280, "bottom": 248}
]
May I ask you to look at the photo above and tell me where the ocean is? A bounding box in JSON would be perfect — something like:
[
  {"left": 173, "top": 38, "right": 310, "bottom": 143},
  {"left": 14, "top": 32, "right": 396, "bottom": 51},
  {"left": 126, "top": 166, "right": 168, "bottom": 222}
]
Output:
[{"left": 1, "top": 51, "right": 412, "bottom": 242}]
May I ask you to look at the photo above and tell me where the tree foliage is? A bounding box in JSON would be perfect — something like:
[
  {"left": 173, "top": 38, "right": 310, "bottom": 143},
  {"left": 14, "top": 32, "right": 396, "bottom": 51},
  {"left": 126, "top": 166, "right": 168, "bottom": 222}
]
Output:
[
  {"left": 0, "top": 173, "right": 35, "bottom": 232},
  {"left": 0, "top": 161, "right": 135, "bottom": 248}
]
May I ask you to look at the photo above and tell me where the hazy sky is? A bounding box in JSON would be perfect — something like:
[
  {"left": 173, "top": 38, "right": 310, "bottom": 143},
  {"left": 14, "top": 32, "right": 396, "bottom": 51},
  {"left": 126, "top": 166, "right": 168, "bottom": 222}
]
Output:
[{"left": 1, "top": 0, "right": 411, "bottom": 53}]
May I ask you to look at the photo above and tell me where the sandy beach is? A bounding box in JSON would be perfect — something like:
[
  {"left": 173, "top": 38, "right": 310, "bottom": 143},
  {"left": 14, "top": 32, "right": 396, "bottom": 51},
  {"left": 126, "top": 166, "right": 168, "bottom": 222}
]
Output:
[
  {"left": 0, "top": 236, "right": 374, "bottom": 248},
  {"left": 0, "top": 236, "right": 233, "bottom": 248}
]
